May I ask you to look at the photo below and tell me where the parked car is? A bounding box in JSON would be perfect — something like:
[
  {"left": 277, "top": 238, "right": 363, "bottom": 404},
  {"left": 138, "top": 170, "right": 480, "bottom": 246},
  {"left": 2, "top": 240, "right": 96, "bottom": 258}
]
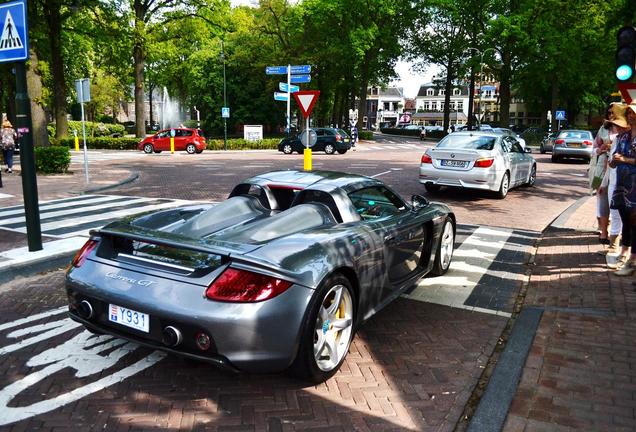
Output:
[
  {"left": 138, "top": 128, "right": 206, "bottom": 154},
  {"left": 419, "top": 131, "right": 536, "bottom": 199},
  {"left": 65, "top": 170, "right": 455, "bottom": 382},
  {"left": 278, "top": 127, "right": 351, "bottom": 155},
  {"left": 550, "top": 129, "right": 594, "bottom": 163},
  {"left": 539, "top": 132, "right": 558, "bottom": 154}
]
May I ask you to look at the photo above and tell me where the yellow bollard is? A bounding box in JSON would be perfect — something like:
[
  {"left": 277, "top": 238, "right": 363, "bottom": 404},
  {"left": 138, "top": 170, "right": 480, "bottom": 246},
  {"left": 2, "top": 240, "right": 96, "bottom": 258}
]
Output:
[
  {"left": 303, "top": 148, "right": 312, "bottom": 171},
  {"left": 74, "top": 133, "right": 79, "bottom": 152},
  {"left": 170, "top": 137, "right": 175, "bottom": 154}
]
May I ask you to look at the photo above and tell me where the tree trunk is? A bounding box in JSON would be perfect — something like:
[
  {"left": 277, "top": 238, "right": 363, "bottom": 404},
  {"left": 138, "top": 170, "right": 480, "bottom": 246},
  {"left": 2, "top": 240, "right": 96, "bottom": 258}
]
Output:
[
  {"left": 149, "top": 84, "right": 154, "bottom": 126},
  {"left": 498, "top": 47, "right": 512, "bottom": 128},
  {"left": 467, "top": 67, "right": 475, "bottom": 130},
  {"left": 26, "top": 50, "right": 49, "bottom": 147},
  {"left": 443, "top": 61, "right": 453, "bottom": 131},
  {"left": 357, "top": 61, "right": 369, "bottom": 130},
  {"left": 44, "top": 0, "right": 68, "bottom": 139},
  {"left": 133, "top": 1, "right": 146, "bottom": 138}
]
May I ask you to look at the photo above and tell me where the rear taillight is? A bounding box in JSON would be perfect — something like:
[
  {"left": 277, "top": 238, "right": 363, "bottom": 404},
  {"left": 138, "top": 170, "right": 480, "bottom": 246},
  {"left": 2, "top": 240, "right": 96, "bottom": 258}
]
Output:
[
  {"left": 583, "top": 140, "right": 592, "bottom": 146},
  {"left": 421, "top": 154, "right": 432, "bottom": 163},
  {"left": 71, "top": 239, "right": 98, "bottom": 268},
  {"left": 205, "top": 268, "right": 292, "bottom": 302},
  {"left": 555, "top": 139, "right": 565, "bottom": 145},
  {"left": 335, "top": 134, "right": 342, "bottom": 142},
  {"left": 474, "top": 157, "right": 495, "bottom": 168}
]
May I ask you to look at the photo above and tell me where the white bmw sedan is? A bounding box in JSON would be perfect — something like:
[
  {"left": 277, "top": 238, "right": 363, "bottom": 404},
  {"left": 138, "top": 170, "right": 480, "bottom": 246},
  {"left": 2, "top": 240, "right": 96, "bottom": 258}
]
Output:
[{"left": 419, "top": 131, "right": 536, "bottom": 199}]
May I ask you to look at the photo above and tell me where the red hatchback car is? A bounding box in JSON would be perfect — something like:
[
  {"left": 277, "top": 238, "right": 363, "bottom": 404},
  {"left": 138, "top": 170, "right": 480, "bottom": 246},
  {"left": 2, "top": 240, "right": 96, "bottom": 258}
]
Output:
[{"left": 138, "top": 128, "right": 206, "bottom": 154}]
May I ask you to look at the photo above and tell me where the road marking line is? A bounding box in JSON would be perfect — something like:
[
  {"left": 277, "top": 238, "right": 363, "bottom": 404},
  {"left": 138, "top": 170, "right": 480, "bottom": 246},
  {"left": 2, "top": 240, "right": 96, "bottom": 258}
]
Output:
[{"left": 370, "top": 170, "right": 391, "bottom": 178}]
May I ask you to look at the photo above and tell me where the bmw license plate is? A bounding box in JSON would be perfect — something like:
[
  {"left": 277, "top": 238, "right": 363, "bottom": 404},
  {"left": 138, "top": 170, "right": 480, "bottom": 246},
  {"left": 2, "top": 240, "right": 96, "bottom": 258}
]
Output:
[
  {"left": 109, "top": 304, "right": 150, "bottom": 333},
  {"left": 441, "top": 159, "right": 467, "bottom": 168}
]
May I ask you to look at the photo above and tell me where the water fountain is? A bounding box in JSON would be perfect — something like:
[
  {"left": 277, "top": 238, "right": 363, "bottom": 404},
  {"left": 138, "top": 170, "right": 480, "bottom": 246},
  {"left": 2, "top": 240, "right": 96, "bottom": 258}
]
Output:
[{"left": 160, "top": 87, "right": 179, "bottom": 129}]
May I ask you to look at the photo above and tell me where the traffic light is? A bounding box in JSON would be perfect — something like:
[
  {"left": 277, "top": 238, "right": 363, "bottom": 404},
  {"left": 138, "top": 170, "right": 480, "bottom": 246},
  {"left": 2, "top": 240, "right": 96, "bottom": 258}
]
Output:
[{"left": 616, "top": 26, "right": 636, "bottom": 81}]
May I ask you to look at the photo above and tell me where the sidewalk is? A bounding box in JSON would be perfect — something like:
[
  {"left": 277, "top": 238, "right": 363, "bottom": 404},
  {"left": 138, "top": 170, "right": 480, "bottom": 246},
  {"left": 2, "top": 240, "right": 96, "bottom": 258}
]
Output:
[
  {"left": 469, "top": 195, "right": 636, "bottom": 431},
  {"left": 0, "top": 163, "right": 136, "bottom": 284}
]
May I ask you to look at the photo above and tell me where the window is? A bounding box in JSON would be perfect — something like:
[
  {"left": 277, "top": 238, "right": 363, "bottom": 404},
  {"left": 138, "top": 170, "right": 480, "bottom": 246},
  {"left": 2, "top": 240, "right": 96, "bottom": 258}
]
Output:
[
  {"left": 483, "top": 90, "right": 493, "bottom": 98},
  {"left": 440, "top": 102, "right": 445, "bottom": 111},
  {"left": 348, "top": 186, "right": 405, "bottom": 220},
  {"left": 384, "top": 102, "right": 390, "bottom": 110},
  {"left": 457, "top": 101, "right": 463, "bottom": 111},
  {"left": 453, "top": 88, "right": 461, "bottom": 96},
  {"left": 518, "top": 112, "right": 524, "bottom": 118},
  {"left": 315, "top": 129, "right": 325, "bottom": 136},
  {"left": 426, "top": 88, "right": 434, "bottom": 96},
  {"left": 157, "top": 130, "right": 170, "bottom": 138},
  {"left": 175, "top": 129, "right": 193, "bottom": 137},
  {"left": 510, "top": 112, "right": 516, "bottom": 118},
  {"left": 424, "top": 101, "right": 430, "bottom": 110},
  {"left": 439, "top": 89, "right": 445, "bottom": 96}
]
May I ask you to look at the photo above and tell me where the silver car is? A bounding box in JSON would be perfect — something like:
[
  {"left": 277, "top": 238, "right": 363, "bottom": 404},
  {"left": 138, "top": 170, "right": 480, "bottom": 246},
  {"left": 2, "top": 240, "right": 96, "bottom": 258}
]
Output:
[
  {"left": 550, "top": 129, "right": 594, "bottom": 162},
  {"left": 66, "top": 170, "right": 455, "bottom": 382},
  {"left": 419, "top": 131, "right": 536, "bottom": 198}
]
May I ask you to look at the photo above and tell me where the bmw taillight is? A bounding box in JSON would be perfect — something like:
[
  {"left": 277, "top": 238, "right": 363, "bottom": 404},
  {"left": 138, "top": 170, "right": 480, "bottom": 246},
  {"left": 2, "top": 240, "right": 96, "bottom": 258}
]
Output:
[
  {"left": 583, "top": 140, "right": 592, "bottom": 146},
  {"left": 421, "top": 154, "right": 432, "bottom": 164},
  {"left": 555, "top": 139, "right": 565, "bottom": 145},
  {"left": 71, "top": 239, "right": 98, "bottom": 268},
  {"left": 474, "top": 157, "right": 495, "bottom": 168},
  {"left": 205, "top": 268, "right": 292, "bottom": 302}
]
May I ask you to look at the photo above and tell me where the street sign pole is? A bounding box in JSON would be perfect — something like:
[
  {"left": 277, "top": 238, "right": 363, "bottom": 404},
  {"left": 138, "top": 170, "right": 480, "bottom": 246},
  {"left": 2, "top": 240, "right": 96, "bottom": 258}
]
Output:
[
  {"left": 286, "top": 65, "right": 291, "bottom": 136},
  {"left": 15, "top": 61, "right": 42, "bottom": 251},
  {"left": 222, "top": 41, "right": 227, "bottom": 151},
  {"left": 77, "top": 80, "right": 89, "bottom": 183}
]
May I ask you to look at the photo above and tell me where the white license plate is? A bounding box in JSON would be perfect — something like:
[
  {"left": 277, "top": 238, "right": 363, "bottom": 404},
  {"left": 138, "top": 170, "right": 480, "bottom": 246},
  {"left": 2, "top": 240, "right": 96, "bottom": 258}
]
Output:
[
  {"left": 109, "top": 304, "right": 150, "bottom": 333},
  {"left": 441, "top": 159, "right": 467, "bottom": 168},
  {"left": 567, "top": 143, "right": 581, "bottom": 148}
]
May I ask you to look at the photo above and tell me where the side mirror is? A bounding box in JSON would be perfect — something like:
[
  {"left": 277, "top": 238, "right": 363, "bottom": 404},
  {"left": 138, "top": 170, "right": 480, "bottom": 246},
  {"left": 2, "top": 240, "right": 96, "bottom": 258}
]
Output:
[{"left": 411, "top": 194, "right": 429, "bottom": 210}]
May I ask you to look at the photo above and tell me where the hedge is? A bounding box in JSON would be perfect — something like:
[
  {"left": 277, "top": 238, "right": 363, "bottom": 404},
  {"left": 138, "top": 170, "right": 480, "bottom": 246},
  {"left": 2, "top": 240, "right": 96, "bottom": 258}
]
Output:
[
  {"left": 206, "top": 138, "right": 280, "bottom": 150},
  {"left": 359, "top": 130, "right": 374, "bottom": 140},
  {"left": 380, "top": 127, "right": 420, "bottom": 137},
  {"left": 53, "top": 137, "right": 140, "bottom": 150},
  {"left": 49, "top": 121, "right": 126, "bottom": 138},
  {"left": 34, "top": 146, "right": 71, "bottom": 174}
]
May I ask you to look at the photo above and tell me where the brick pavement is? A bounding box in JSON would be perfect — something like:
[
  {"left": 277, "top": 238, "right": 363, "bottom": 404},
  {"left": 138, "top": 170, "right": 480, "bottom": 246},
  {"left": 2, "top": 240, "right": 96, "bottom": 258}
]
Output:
[{"left": 502, "top": 196, "right": 636, "bottom": 431}]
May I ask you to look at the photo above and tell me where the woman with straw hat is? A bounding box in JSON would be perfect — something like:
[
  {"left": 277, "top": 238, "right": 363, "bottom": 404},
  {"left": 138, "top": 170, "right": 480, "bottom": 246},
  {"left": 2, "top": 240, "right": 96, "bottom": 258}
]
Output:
[{"left": 1, "top": 119, "right": 16, "bottom": 173}]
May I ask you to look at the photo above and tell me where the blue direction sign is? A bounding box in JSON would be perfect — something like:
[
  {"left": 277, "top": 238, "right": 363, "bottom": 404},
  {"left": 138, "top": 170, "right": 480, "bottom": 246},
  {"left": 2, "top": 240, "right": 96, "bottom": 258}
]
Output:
[
  {"left": 0, "top": 1, "right": 28, "bottom": 63},
  {"left": 290, "top": 65, "right": 311, "bottom": 74},
  {"left": 555, "top": 110, "right": 566, "bottom": 121},
  {"left": 279, "top": 82, "right": 299, "bottom": 93},
  {"left": 290, "top": 74, "right": 311, "bottom": 84},
  {"left": 265, "top": 65, "right": 287, "bottom": 75},
  {"left": 274, "top": 92, "right": 289, "bottom": 101},
  {"left": 221, "top": 107, "right": 230, "bottom": 118}
]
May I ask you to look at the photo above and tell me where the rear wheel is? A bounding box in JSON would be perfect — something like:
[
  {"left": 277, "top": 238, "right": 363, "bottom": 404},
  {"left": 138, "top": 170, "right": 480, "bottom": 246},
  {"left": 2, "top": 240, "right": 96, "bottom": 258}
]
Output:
[
  {"left": 324, "top": 144, "right": 336, "bottom": 154},
  {"left": 425, "top": 183, "right": 441, "bottom": 193},
  {"left": 186, "top": 144, "right": 197, "bottom": 154},
  {"left": 551, "top": 154, "right": 559, "bottom": 163},
  {"left": 525, "top": 164, "right": 536, "bottom": 186},
  {"left": 282, "top": 144, "right": 293, "bottom": 154},
  {"left": 337, "top": 149, "right": 347, "bottom": 154},
  {"left": 143, "top": 143, "right": 153, "bottom": 154},
  {"left": 290, "top": 274, "right": 354, "bottom": 383},
  {"left": 496, "top": 172, "right": 510, "bottom": 199},
  {"left": 539, "top": 144, "right": 546, "bottom": 154},
  {"left": 432, "top": 217, "right": 455, "bottom": 276}
]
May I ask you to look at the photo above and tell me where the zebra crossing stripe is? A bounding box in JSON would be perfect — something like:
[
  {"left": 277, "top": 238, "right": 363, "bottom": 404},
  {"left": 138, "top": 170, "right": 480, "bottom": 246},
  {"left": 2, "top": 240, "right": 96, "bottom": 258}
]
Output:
[{"left": 0, "top": 195, "right": 146, "bottom": 220}]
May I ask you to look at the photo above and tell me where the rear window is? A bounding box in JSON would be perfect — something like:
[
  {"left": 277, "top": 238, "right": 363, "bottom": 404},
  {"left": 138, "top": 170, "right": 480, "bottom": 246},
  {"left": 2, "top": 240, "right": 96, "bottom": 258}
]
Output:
[
  {"left": 337, "top": 129, "right": 349, "bottom": 137},
  {"left": 436, "top": 134, "right": 497, "bottom": 151},
  {"left": 557, "top": 131, "right": 592, "bottom": 139}
]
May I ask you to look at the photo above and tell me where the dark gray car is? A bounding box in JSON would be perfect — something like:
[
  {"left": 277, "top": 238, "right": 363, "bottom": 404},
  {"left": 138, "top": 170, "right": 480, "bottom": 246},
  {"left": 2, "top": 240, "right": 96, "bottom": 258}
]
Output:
[{"left": 66, "top": 170, "right": 455, "bottom": 382}]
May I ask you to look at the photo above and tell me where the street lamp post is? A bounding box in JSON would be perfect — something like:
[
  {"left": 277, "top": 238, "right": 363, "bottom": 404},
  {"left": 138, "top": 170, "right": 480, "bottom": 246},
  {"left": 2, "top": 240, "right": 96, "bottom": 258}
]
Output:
[{"left": 468, "top": 47, "right": 495, "bottom": 129}]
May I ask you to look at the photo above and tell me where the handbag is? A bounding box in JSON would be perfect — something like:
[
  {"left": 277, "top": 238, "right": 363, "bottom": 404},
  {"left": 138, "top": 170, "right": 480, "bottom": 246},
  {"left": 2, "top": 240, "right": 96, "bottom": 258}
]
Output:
[{"left": 589, "top": 153, "right": 607, "bottom": 190}]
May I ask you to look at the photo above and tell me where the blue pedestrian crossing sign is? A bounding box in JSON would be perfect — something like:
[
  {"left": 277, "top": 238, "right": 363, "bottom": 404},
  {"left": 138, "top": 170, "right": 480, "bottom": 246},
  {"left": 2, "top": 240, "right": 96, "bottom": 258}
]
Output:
[
  {"left": 555, "top": 110, "right": 566, "bottom": 121},
  {"left": 221, "top": 107, "right": 230, "bottom": 118},
  {"left": 0, "top": 1, "right": 27, "bottom": 63}
]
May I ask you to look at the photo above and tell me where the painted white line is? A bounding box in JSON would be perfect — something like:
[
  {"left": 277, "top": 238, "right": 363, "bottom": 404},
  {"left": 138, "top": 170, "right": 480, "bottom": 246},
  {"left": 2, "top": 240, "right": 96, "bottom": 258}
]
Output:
[
  {"left": 0, "top": 237, "right": 87, "bottom": 266},
  {"left": 0, "top": 306, "right": 67, "bottom": 332},
  {"left": 370, "top": 170, "right": 392, "bottom": 178},
  {"left": 383, "top": 145, "right": 398, "bottom": 149},
  {"left": 0, "top": 193, "right": 13, "bottom": 200}
]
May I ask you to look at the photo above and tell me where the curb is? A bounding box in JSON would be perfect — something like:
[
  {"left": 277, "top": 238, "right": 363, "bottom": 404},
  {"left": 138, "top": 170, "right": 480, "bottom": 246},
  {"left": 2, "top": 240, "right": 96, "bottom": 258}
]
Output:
[
  {"left": 549, "top": 194, "right": 591, "bottom": 230},
  {"left": 78, "top": 172, "right": 140, "bottom": 195},
  {"left": 0, "top": 250, "right": 74, "bottom": 286}
]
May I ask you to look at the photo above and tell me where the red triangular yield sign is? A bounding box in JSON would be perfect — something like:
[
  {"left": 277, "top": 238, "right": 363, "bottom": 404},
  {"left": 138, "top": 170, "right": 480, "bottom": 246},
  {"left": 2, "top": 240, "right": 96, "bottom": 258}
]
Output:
[
  {"left": 618, "top": 82, "right": 636, "bottom": 104},
  {"left": 292, "top": 90, "right": 320, "bottom": 118}
]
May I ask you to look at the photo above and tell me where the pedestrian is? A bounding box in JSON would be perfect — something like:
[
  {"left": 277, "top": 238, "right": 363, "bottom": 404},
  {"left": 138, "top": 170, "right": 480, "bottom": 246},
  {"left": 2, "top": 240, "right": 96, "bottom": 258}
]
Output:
[
  {"left": 1, "top": 119, "right": 17, "bottom": 173},
  {"left": 594, "top": 103, "right": 628, "bottom": 253},
  {"left": 608, "top": 103, "right": 636, "bottom": 274}
]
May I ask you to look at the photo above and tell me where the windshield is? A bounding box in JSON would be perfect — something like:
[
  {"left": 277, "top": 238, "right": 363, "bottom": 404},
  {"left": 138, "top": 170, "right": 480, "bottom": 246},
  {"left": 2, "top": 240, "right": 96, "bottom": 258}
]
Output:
[{"left": 436, "top": 134, "right": 497, "bottom": 151}]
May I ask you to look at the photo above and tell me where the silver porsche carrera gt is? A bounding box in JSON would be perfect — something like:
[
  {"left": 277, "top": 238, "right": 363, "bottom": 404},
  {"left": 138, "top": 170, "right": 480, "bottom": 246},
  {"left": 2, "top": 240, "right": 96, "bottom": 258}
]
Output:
[{"left": 66, "top": 170, "right": 456, "bottom": 382}]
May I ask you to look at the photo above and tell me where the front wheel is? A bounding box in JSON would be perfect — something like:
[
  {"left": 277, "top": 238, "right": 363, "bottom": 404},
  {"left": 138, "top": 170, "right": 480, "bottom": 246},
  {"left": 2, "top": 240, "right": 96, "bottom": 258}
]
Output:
[
  {"left": 551, "top": 154, "right": 559, "bottom": 163},
  {"left": 496, "top": 172, "right": 510, "bottom": 199},
  {"left": 525, "top": 164, "right": 536, "bottom": 187},
  {"left": 539, "top": 144, "right": 546, "bottom": 154},
  {"left": 425, "top": 183, "right": 441, "bottom": 193},
  {"left": 324, "top": 144, "right": 335, "bottom": 155},
  {"left": 290, "top": 274, "right": 355, "bottom": 383},
  {"left": 186, "top": 144, "right": 197, "bottom": 154},
  {"left": 143, "top": 143, "right": 154, "bottom": 154},
  {"left": 282, "top": 144, "right": 293, "bottom": 154},
  {"left": 431, "top": 217, "right": 455, "bottom": 276}
]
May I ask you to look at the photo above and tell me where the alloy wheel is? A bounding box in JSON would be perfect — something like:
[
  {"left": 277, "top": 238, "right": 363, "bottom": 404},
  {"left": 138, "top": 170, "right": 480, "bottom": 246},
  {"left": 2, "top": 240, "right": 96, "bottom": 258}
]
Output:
[
  {"left": 439, "top": 220, "right": 454, "bottom": 271},
  {"left": 313, "top": 284, "right": 353, "bottom": 372}
]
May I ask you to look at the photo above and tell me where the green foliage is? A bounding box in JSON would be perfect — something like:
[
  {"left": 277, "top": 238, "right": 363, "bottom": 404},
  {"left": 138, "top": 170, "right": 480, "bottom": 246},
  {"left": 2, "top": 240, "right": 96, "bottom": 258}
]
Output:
[
  {"left": 34, "top": 146, "right": 71, "bottom": 174},
  {"left": 53, "top": 137, "right": 139, "bottom": 150},
  {"left": 359, "top": 131, "right": 374, "bottom": 140},
  {"left": 49, "top": 121, "right": 126, "bottom": 138},
  {"left": 206, "top": 138, "right": 280, "bottom": 150}
]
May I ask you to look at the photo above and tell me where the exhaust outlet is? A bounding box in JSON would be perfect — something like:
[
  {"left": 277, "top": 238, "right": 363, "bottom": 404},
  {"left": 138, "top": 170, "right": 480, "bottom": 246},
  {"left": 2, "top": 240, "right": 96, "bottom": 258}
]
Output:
[
  {"left": 78, "top": 300, "right": 94, "bottom": 319},
  {"left": 162, "top": 326, "right": 182, "bottom": 347}
]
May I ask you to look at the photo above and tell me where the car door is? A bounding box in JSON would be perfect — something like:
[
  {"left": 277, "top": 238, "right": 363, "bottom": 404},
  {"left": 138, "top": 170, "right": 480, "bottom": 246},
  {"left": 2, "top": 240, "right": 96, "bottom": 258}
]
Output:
[
  {"left": 501, "top": 136, "right": 521, "bottom": 185},
  {"left": 509, "top": 138, "right": 531, "bottom": 185},
  {"left": 154, "top": 130, "right": 170, "bottom": 151},
  {"left": 177, "top": 129, "right": 193, "bottom": 150},
  {"left": 313, "top": 129, "right": 326, "bottom": 151},
  {"left": 348, "top": 186, "right": 425, "bottom": 293}
]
